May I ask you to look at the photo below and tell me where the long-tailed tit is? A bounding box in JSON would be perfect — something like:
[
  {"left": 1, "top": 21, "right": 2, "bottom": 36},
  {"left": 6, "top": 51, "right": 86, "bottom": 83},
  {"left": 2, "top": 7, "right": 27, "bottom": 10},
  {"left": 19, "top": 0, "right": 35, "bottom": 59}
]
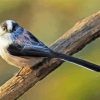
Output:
[{"left": 0, "top": 20, "right": 99, "bottom": 72}]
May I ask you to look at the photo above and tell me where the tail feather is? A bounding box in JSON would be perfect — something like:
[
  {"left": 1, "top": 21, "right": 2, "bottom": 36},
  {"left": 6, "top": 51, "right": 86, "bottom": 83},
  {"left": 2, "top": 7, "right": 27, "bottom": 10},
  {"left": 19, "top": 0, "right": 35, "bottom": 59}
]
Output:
[{"left": 53, "top": 52, "right": 100, "bottom": 72}]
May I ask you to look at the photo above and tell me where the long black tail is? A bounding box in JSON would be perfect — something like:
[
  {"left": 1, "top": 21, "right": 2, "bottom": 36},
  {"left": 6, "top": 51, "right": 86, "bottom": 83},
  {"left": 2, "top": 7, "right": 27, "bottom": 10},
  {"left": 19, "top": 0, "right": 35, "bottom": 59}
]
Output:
[{"left": 52, "top": 52, "right": 100, "bottom": 72}]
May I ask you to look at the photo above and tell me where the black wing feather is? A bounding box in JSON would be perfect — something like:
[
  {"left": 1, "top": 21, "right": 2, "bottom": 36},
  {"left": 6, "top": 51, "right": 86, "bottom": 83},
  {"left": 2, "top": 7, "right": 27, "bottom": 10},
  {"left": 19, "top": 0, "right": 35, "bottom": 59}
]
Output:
[{"left": 7, "top": 43, "right": 53, "bottom": 57}]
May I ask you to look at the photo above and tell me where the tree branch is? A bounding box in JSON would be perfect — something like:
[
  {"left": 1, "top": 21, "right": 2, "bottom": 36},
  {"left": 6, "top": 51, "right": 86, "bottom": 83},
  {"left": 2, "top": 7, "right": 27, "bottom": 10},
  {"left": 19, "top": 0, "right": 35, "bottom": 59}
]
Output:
[{"left": 0, "top": 11, "right": 100, "bottom": 100}]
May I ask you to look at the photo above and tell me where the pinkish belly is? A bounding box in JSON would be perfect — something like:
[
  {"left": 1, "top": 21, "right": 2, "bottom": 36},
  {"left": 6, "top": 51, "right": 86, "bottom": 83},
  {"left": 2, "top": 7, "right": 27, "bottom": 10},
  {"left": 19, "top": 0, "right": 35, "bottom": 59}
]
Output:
[{"left": 0, "top": 49, "right": 43, "bottom": 68}]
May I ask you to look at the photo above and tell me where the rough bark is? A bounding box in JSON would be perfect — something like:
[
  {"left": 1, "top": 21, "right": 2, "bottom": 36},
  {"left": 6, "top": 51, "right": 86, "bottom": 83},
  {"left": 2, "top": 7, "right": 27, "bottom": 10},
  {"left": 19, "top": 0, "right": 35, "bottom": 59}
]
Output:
[{"left": 0, "top": 11, "right": 100, "bottom": 100}]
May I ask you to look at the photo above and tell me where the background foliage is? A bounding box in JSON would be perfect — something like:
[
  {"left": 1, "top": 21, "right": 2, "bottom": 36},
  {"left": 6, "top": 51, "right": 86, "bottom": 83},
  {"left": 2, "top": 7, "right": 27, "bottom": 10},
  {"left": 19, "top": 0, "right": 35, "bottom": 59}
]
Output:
[{"left": 0, "top": 0, "right": 100, "bottom": 100}]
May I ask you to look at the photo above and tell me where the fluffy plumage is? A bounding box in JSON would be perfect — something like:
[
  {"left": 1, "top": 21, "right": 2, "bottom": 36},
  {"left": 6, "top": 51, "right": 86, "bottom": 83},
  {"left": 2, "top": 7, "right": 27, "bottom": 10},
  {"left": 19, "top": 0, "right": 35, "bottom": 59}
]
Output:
[{"left": 0, "top": 20, "right": 100, "bottom": 71}]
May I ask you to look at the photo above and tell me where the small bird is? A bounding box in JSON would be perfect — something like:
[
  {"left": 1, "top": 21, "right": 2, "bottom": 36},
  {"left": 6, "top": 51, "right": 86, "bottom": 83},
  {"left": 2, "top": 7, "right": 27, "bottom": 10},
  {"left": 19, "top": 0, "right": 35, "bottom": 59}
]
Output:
[{"left": 0, "top": 20, "right": 99, "bottom": 72}]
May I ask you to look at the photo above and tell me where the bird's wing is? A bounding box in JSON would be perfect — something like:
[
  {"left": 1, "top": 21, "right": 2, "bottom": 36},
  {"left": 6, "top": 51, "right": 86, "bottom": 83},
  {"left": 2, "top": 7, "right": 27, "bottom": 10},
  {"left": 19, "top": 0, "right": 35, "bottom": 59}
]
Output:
[
  {"left": 7, "top": 42, "right": 53, "bottom": 57},
  {"left": 8, "top": 29, "right": 53, "bottom": 57}
]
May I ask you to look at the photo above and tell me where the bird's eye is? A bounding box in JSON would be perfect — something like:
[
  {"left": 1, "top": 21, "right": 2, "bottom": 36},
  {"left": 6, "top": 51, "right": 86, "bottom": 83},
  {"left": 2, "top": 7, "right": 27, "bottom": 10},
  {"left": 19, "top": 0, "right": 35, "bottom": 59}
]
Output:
[
  {"left": 2, "top": 26, "right": 7, "bottom": 31},
  {"left": 2, "top": 24, "right": 7, "bottom": 32}
]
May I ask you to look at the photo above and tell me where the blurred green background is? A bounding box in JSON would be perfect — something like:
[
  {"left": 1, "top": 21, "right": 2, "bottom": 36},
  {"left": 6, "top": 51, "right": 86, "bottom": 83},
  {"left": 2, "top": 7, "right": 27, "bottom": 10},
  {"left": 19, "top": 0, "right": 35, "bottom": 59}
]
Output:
[{"left": 0, "top": 0, "right": 100, "bottom": 100}]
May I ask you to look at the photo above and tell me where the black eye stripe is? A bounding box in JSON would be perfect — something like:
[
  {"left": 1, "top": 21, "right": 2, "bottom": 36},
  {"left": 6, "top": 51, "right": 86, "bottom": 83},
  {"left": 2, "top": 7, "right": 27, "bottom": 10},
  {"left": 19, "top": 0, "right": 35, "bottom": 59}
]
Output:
[{"left": 12, "top": 23, "right": 18, "bottom": 31}]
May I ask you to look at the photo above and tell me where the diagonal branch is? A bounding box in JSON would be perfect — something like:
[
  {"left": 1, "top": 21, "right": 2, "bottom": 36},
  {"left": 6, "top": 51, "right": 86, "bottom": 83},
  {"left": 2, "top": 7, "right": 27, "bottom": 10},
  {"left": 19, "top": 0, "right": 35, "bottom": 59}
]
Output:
[{"left": 0, "top": 11, "right": 100, "bottom": 100}]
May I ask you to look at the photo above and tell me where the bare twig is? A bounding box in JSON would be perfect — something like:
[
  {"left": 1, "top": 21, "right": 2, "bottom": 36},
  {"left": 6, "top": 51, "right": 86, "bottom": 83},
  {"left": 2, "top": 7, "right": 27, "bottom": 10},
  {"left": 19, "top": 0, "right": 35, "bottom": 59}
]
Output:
[{"left": 0, "top": 11, "right": 100, "bottom": 100}]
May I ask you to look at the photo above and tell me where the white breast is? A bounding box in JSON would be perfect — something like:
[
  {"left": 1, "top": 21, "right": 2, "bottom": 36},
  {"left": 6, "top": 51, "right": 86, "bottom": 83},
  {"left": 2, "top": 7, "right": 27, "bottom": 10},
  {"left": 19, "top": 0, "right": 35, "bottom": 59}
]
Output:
[{"left": 0, "top": 33, "right": 12, "bottom": 56}]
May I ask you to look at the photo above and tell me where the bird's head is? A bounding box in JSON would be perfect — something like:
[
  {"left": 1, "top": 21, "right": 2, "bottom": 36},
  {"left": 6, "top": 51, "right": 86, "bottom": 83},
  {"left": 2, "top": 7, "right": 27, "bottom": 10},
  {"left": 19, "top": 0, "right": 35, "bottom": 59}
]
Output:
[
  {"left": 0, "top": 20, "right": 23, "bottom": 47},
  {"left": 0, "top": 20, "right": 19, "bottom": 36}
]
